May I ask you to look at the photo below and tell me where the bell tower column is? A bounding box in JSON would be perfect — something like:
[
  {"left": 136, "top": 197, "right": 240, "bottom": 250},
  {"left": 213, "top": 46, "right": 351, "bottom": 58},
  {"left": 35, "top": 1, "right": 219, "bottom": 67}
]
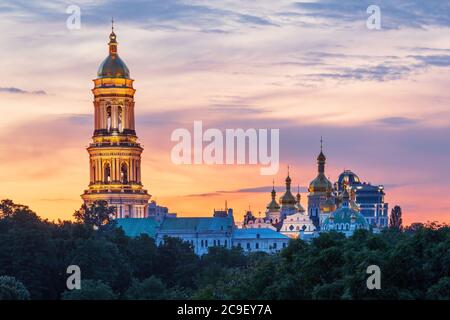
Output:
[{"left": 81, "top": 23, "right": 151, "bottom": 218}]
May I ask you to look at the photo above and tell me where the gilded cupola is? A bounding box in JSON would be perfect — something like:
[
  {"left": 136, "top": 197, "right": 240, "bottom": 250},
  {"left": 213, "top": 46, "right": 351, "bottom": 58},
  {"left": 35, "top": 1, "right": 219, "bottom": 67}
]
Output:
[
  {"left": 97, "top": 22, "right": 130, "bottom": 79},
  {"left": 280, "top": 168, "right": 297, "bottom": 207},
  {"left": 308, "top": 138, "right": 333, "bottom": 194},
  {"left": 266, "top": 180, "right": 281, "bottom": 212}
]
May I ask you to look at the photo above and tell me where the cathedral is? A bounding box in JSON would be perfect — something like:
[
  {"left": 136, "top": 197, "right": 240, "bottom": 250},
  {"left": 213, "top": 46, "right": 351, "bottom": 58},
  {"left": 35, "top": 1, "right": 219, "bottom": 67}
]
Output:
[
  {"left": 81, "top": 25, "right": 151, "bottom": 218},
  {"left": 241, "top": 140, "right": 389, "bottom": 238},
  {"left": 80, "top": 25, "right": 389, "bottom": 252}
]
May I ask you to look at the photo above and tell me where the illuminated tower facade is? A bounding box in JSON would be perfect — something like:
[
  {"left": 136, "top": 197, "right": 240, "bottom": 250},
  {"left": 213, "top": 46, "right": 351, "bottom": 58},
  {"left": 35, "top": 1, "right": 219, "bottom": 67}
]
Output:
[{"left": 81, "top": 25, "right": 151, "bottom": 218}]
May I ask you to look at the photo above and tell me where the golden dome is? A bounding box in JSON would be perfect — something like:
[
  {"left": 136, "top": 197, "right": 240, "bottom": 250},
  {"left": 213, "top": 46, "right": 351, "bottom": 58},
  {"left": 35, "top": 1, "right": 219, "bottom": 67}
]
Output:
[
  {"left": 309, "top": 174, "right": 333, "bottom": 193},
  {"left": 295, "top": 187, "right": 305, "bottom": 213},
  {"left": 280, "top": 173, "right": 296, "bottom": 206},
  {"left": 97, "top": 27, "right": 130, "bottom": 79},
  {"left": 266, "top": 184, "right": 280, "bottom": 212},
  {"left": 309, "top": 138, "right": 332, "bottom": 194}
]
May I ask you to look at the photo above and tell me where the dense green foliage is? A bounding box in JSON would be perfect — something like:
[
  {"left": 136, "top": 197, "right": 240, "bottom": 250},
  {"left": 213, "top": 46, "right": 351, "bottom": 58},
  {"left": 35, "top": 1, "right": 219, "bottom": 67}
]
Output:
[
  {"left": 0, "top": 199, "right": 450, "bottom": 300},
  {"left": 0, "top": 276, "right": 30, "bottom": 300}
]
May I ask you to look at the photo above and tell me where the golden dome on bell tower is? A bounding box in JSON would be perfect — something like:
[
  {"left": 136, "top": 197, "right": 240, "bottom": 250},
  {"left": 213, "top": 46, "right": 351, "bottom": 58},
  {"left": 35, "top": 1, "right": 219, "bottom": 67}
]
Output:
[{"left": 97, "top": 19, "right": 130, "bottom": 79}]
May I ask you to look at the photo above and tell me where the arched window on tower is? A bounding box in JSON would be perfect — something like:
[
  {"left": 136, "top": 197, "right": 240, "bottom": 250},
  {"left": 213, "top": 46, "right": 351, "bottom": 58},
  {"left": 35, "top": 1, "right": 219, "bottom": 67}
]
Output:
[
  {"left": 118, "top": 106, "right": 123, "bottom": 132},
  {"left": 106, "top": 106, "right": 112, "bottom": 131},
  {"left": 136, "top": 163, "right": 140, "bottom": 183},
  {"left": 120, "top": 162, "right": 128, "bottom": 184},
  {"left": 104, "top": 163, "right": 111, "bottom": 184},
  {"left": 92, "top": 163, "right": 96, "bottom": 182}
]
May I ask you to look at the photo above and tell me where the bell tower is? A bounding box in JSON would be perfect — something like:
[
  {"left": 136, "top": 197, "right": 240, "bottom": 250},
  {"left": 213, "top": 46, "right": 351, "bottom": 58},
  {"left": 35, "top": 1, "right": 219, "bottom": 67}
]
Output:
[{"left": 81, "top": 23, "right": 151, "bottom": 218}]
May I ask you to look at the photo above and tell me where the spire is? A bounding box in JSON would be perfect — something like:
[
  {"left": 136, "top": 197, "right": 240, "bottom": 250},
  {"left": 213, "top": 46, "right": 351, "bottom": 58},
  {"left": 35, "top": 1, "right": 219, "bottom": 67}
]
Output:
[
  {"left": 271, "top": 179, "right": 276, "bottom": 200},
  {"left": 296, "top": 185, "right": 301, "bottom": 203},
  {"left": 108, "top": 18, "right": 118, "bottom": 55},
  {"left": 225, "top": 200, "right": 228, "bottom": 212},
  {"left": 317, "top": 137, "right": 326, "bottom": 174},
  {"left": 285, "top": 166, "right": 292, "bottom": 191}
]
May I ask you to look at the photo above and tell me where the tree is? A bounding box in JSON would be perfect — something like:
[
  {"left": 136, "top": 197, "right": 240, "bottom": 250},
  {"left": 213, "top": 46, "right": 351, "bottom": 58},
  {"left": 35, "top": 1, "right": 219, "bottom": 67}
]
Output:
[
  {"left": 126, "top": 234, "right": 158, "bottom": 280},
  {"left": 427, "top": 277, "right": 450, "bottom": 300},
  {"left": 67, "top": 237, "right": 131, "bottom": 293},
  {"left": 0, "top": 204, "right": 61, "bottom": 299},
  {"left": 389, "top": 205, "right": 403, "bottom": 230},
  {"left": 73, "top": 201, "right": 115, "bottom": 229},
  {"left": 154, "top": 237, "right": 199, "bottom": 288},
  {"left": 0, "top": 276, "right": 30, "bottom": 300},
  {"left": 0, "top": 199, "right": 35, "bottom": 219},
  {"left": 125, "top": 276, "right": 167, "bottom": 300},
  {"left": 61, "top": 280, "right": 117, "bottom": 300}
]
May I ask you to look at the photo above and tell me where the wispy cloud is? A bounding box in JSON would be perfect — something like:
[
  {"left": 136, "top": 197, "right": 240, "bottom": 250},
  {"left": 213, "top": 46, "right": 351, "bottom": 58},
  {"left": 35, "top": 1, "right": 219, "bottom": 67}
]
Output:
[
  {"left": 294, "top": 0, "right": 450, "bottom": 29},
  {"left": 187, "top": 185, "right": 308, "bottom": 197},
  {"left": 0, "top": 87, "right": 46, "bottom": 95},
  {"left": 375, "top": 117, "right": 418, "bottom": 126}
]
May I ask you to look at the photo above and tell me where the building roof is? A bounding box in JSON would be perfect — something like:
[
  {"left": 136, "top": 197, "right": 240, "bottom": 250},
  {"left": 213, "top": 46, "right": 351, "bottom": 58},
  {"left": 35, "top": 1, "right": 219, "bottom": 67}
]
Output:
[
  {"left": 159, "top": 217, "right": 233, "bottom": 232},
  {"left": 233, "top": 228, "right": 290, "bottom": 240},
  {"left": 116, "top": 218, "right": 159, "bottom": 238},
  {"left": 323, "top": 207, "right": 369, "bottom": 228}
]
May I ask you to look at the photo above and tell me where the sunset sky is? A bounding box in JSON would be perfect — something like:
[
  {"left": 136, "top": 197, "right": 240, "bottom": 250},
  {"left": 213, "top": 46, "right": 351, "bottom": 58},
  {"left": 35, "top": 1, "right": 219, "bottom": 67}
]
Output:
[{"left": 0, "top": 0, "right": 449, "bottom": 224}]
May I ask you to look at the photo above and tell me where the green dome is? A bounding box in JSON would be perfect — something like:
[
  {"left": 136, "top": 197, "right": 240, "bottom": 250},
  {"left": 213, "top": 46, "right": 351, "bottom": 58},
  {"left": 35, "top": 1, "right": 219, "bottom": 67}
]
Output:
[
  {"left": 322, "top": 207, "right": 368, "bottom": 230},
  {"left": 97, "top": 30, "right": 130, "bottom": 79},
  {"left": 97, "top": 54, "right": 130, "bottom": 78}
]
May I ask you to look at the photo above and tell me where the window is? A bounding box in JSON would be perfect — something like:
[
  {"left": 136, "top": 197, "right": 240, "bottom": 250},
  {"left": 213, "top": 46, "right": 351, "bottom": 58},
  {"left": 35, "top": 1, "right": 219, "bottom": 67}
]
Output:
[
  {"left": 283, "top": 243, "right": 286, "bottom": 248},
  {"left": 255, "top": 243, "right": 259, "bottom": 249},
  {"left": 120, "top": 162, "right": 128, "bottom": 184},
  {"left": 106, "top": 106, "right": 112, "bottom": 131},
  {"left": 225, "top": 239, "right": 228, "bottom": 247},
  {"left": 273, "top": 243, "right": 277, "bottom": 249},
  {"left": 118, "top": 106, "right": 123, "bottom": 132},
  {"left": 201, "top": 240, "right": 204, "bottom": 247},
  {"left": 92, "top": 163, "right": 96, "bottom": 181},
  {"left": 104, "top": 163, "right": 111, "bottom": 183},
  {"left": 136, "top": 163, "right": 140, "bottom": 183},
  {"left": 247, "top": 243, "right": 250, "bottom": 250}
]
